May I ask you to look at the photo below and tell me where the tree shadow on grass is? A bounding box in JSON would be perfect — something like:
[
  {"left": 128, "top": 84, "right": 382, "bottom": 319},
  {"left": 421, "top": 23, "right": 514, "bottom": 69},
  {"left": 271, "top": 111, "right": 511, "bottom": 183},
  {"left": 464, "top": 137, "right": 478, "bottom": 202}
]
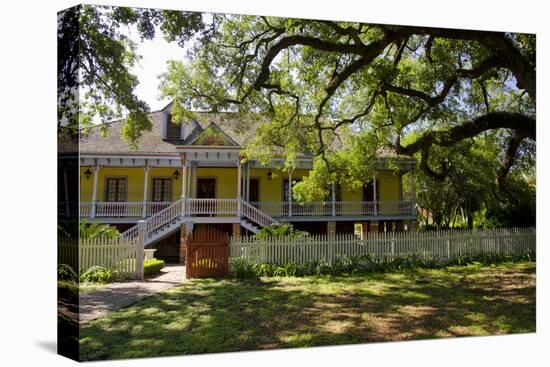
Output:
[{"left": 79, "top": 263, "right": 535, "bottom": 361}]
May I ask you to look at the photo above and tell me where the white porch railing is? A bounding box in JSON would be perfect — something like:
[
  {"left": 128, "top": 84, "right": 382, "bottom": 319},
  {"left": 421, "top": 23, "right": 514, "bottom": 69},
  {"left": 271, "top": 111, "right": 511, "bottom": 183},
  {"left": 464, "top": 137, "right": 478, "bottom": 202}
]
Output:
[
  {"left": 80, "top": 201, "right": 175, "bottom": 218},
  {"left": 81, "top": 199, "right": 415, "bottom": 218},
  {"left": 80, "top": 202, "right": 92, "bottom": 217},
  {"left": 95, "top": 202, "right": 143, "bottom": 217},
  {"left": 185, "top": 198, "right": 238, "bottom": 215},
  {"left": 251, "top": 200, "right": 415, "bottom": 217}
]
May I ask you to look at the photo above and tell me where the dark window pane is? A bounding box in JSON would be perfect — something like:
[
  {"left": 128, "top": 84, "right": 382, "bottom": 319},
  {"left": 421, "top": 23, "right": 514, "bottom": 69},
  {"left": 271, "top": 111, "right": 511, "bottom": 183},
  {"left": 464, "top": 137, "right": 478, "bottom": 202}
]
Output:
[{"left": 166, "top": 114, "right": 180, "bottom": 138}]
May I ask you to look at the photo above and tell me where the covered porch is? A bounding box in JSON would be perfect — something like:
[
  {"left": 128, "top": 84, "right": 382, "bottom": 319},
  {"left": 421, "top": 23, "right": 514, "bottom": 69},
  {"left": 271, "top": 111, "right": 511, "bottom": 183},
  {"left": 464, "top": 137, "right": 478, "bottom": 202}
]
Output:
[{"left": 77, "top": 148, "right": 416, "bottom": 223}]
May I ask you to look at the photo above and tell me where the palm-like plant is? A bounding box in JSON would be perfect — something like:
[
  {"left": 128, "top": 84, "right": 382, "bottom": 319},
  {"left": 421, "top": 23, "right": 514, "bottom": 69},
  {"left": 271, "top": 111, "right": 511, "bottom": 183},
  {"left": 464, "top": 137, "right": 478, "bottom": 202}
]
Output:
[
  {"left": 79, "top": 220, "right": 120, "bottom": 239},
  {"left": 255, "top": 222, "right": 309, "bottom": 239}
]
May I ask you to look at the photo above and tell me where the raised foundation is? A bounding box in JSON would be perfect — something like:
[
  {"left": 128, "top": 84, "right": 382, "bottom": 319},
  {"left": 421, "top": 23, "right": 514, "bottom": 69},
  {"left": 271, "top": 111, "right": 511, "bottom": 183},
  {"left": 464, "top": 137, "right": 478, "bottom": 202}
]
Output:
[
  {"left": 179, "top": 223, "right": 187, "bottom": 264},
  {"left": 360, "top": 222, "right": 369, "bottom": 240},
  {"left": 395, "top": 221, "right": 404, "bottom": 232},
  {"left": 232, "top": 223, "right": 242, "bottom": 238},
  {"left": 370, "top": 220, "right": 379, "bottom": 233},
  {"left": 327, "top": 221, "right": 336, "bottom": 236}
]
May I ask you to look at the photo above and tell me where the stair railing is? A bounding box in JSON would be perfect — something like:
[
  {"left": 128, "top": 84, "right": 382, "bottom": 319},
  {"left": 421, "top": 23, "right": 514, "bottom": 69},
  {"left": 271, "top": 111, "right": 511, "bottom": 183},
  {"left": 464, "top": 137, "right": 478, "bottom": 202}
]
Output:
[
  {"left": 240, "top": 198, "right": 278, "bottom": 228},
  {"left": 120, "top": 198, "right": 183, "bottom": 245}
]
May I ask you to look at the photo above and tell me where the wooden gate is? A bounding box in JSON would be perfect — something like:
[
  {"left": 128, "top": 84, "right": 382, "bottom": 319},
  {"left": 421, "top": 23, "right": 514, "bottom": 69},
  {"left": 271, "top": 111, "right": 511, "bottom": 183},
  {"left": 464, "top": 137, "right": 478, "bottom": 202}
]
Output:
[{"left": 186, "top": 226, "right": 229, "bottom": 278}]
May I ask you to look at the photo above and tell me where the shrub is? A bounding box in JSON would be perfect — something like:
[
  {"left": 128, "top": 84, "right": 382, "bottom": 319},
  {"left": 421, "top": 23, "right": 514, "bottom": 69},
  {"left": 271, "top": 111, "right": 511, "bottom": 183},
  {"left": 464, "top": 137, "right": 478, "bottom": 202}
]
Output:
[
  {"left": 79, "top": 221, "right": 120, "bottom": 239},
  {"left": 80, "top": 266, "right": 114, "bottom": 283},
  {"left": 255, "top": 222, "right": 309, "bottom": 239},
  {"left": 58, "top": 264, "right": 78, "bottom": 282},
  {"left": 230, "top": 251, "right": 535, "bottom": 279},
  {"left": 144, "top": 258, "right": 165, "bottom": 277}
]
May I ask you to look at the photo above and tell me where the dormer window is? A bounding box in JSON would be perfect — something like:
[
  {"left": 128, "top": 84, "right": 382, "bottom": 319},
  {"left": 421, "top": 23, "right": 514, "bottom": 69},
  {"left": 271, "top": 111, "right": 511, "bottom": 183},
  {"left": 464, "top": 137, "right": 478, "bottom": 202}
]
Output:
[{"left": 166, "top": 113, "right": 181, "bottom": 139}]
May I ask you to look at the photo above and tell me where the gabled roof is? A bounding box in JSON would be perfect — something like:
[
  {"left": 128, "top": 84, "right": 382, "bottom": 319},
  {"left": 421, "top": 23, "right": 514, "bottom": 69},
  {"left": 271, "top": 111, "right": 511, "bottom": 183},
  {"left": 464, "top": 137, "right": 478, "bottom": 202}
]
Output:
[
  {"left": 79, "top": 110, "right": 263, "bottom": 154},
  {"left": 78, "top": 103, "right": 414, "bottom": 165},
  {"left": 186, "top": 122, "right": 239, "bottom": 147}
]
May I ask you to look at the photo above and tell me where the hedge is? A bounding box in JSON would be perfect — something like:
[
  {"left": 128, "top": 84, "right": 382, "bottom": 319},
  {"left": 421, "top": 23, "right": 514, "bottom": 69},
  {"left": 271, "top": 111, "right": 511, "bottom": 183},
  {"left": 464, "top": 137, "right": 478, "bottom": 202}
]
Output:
[{"left": 144, "top": 258, "right": 165, "bottom": 276}]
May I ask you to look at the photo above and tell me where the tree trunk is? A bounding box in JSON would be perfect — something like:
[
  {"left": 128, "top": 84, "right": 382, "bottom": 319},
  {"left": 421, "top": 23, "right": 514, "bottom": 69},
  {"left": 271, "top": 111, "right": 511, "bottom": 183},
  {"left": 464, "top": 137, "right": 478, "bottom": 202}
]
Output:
[{"left": 467, "top": 213, "right": 474, "bottom": 229}]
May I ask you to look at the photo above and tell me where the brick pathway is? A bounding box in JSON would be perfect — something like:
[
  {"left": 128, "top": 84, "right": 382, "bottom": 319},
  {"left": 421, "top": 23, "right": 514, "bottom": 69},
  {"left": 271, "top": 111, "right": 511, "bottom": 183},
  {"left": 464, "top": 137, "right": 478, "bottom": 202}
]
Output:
[{"left": 79, "top": 264, "right": 186, "bottom": 323}]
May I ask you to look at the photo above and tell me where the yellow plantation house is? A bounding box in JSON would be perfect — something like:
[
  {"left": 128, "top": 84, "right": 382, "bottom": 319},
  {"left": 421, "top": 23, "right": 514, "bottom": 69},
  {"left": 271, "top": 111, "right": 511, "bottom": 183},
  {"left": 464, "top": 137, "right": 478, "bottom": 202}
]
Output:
[{"left": 72, "top": 103, "right": 417, "bottom": 262}]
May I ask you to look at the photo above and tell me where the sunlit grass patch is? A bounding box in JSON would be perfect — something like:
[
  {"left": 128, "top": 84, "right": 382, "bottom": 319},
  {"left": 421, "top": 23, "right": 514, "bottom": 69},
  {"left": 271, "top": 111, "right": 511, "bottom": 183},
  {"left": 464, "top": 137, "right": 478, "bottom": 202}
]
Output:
[{"left": 80, "top": 262, "right": 535, "bottom": 361}]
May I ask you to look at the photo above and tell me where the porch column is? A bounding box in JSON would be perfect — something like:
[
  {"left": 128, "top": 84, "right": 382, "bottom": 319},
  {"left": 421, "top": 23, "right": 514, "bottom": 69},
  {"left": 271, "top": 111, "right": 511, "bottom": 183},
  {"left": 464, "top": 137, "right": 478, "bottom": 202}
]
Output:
[
  {"left": 180, "top": 154, "right": 187, "bottom": 198},
  {"left": 142, "top": 160, "right": 150, "bottom": 218},
  {"left": 331, "top": 183, "right": 336, "bottom": 216},
  {"left": 237, "top": 159, "right": 242, "bottom": 216},
  {"left": 187, "top": 161, "right": 192, "bottom": 197},
  {"left": 181, "top": 155, "right": 187, "bottom": 217},
  {"left": 373, "top": 174, "right": 378, "bottom": 216},
  {"left": 288, "top": 170, "right": 293, "bottom": 217},
  {"left": 409, "top": 169, "right": 416, "bottom": 215},
  {"left": 90, "top": 160, "right": 101, "bottom": 218},
  {"left": 246, "top": 161, "right": 251, "bottom": 202}
]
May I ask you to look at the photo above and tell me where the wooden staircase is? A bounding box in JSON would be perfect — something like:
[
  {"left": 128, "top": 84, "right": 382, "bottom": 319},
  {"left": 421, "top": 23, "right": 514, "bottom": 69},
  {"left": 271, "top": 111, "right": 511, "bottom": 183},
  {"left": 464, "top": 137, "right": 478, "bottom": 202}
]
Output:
[{"left": 118, "top": 198, "right": 277, "bottom": 246}]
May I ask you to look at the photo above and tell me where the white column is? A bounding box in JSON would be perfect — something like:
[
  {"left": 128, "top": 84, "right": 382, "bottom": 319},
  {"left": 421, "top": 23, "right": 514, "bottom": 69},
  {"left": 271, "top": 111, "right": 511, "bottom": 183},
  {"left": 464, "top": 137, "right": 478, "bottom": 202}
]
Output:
[
  {"left": 181, "top": 158, "right": 188, "bottom": 217},
  {"left": 187, "top": 162, "right": 192, "bottom": 197},
  {"left": 237, "top": 159, "right": 242, "bottom": 216},
  {"left": 331, "top": 183, "right": 336, "bottom": 216},
  {"left": 409, "top": 169, "right": 416, "bottom": 215},
  {"left": 373, "top": 174, "right": 378, "bottom": 216},
  {"left": 90, "top": 161, "right": 101, "bottom": 218},
  {"left": 246, "top": 162, "right": 251, "bottom": 202},
  {"left": 288, "top": 170, "right": 292, "bottom": 217},
  {"left": 181, "top": 156, "right": 187, "bottom": 198},
  {"left": 142, "top": 160, "right": 150, "bottom": 218}
]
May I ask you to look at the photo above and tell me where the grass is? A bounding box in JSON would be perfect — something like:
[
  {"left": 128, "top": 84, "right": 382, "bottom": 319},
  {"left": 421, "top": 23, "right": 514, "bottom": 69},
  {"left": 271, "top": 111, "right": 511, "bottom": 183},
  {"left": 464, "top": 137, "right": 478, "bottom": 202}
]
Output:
[{"left": 79, "top": 261, "right": 535, "bottom": 361}]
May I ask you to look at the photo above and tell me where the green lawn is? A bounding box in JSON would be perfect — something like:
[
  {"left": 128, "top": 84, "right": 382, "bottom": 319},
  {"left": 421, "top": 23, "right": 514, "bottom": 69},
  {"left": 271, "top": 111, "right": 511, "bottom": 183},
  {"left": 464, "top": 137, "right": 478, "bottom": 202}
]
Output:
[{"left": 80, "top": 262, "right": 536, "bottom": 361}]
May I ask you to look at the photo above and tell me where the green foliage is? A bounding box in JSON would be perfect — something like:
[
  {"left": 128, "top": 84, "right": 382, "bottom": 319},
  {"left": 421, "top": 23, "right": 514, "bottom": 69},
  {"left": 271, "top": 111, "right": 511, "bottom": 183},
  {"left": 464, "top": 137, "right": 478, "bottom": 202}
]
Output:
[
  {"left": 80, "top": 266, "right": 116, "bottom": 283},
  {"left": 58, "top": 264, "right": 78, "bottom": 282},
  {"left": 144, "top": 259, "right": 165, "bottom": 277},
  {"left": 79, "top": 220, "right": 120, "bottom": 239},
  {"left": 255, "top": 223, "right": 309, "bottom": 239},
  {"left": 58, "top": 5, "right": 204, "bottom": 146},
  {"left": 415, "top": 134, "right": 535, "bottom": 229},
  {"left": 482, "top": 171, "right": 536, "bottom": 228},
  {"left": 231, "top": 251, "right": 535, "bottom": 279},
  {"left": 156, "top": 14, "right": 534, "bottom": 195},
  {"left": 66, "top": 7, "right": 535, "bottom": 225}
]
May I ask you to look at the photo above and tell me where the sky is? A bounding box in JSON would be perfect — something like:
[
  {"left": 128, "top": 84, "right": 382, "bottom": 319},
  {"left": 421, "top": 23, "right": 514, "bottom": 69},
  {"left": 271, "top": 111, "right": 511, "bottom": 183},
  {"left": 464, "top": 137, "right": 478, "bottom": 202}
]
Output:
[{"left": 125, "top": 26, "right": 191, "bottom": 112}]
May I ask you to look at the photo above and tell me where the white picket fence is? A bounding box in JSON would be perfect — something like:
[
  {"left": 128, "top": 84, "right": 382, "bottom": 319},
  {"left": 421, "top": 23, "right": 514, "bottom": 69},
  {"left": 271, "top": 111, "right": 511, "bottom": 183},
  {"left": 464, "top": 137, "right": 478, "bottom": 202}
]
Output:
[
  {"left": 230, "top": 227, "right": 536, "bottom": 265},
  {"left": 58, "top": 232, "right": 145, "bottom": 279}
]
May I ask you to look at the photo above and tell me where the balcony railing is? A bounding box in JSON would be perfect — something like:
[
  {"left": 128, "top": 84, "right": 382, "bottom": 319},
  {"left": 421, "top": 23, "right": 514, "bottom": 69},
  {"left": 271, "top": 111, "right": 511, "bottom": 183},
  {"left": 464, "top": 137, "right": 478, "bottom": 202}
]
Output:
[
  {"left": 80, "top": 201, "right": 173, "bottom": 218},
  {"left": 251, "top": 201, "right": 416, "bottom": 217},
  {"left": 80, "top": 199, "right": 415, "bottom": 219}
]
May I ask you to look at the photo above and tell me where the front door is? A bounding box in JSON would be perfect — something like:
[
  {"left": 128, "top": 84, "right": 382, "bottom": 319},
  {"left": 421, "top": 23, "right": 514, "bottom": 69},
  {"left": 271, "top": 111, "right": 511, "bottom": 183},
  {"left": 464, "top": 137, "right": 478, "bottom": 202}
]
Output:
[
  {"left": 197, "top": 178, "right": 216, "bottom": 199},
  {"left": 363, "top": 180, "right": 379, "bottom": 215},
  {"left": 249, "top": 178, "right": 259, "bottom": 202},
  {"left": 196, "top": 178, "right": 216, "bottom": 216}
]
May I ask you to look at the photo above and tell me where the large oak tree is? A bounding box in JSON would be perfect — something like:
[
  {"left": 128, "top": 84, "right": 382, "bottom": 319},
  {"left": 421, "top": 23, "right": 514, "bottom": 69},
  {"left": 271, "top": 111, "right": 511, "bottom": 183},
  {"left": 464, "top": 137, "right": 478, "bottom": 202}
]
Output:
[{"left": 59, "top": 6, "right": 535, "bottom": 207}]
